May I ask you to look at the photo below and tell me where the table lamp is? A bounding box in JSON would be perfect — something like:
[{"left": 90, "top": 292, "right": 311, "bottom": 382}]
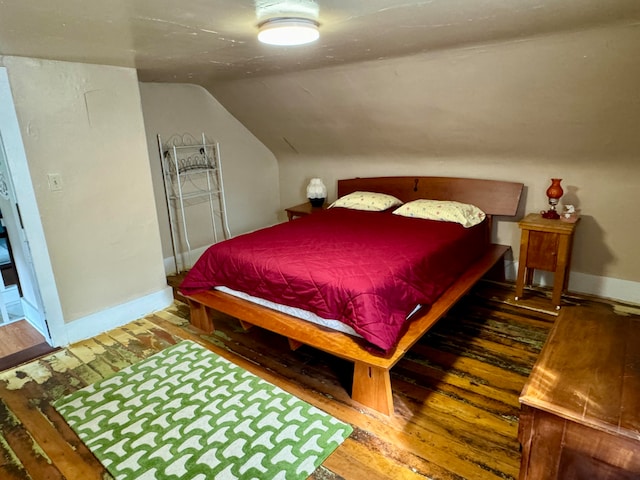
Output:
[{"left": 541, "top": 178, "right": 563, "bottom": 219}]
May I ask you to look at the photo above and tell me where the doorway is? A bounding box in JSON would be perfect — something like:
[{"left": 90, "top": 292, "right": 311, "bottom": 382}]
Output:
[
  {"left": 0, "top": 211, "right": 25, "bottom": 324},
  {"left": 0, "top": 135, "right": 55, "bottom": 368},
  {"left": 0, "top": 133, "right": 49, "bottom": 340},
  {"left": 0, "top": 67, "right": 62, "bottom": 367}
]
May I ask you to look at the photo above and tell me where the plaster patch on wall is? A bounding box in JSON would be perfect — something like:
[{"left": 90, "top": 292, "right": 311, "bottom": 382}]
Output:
[
  {"left": 83, "top": 89, "right": 108, "bottom": 127},
  {"left": 26, "top": 122, "right": 39, "bottom": 138},
  {"left": 84, "top": 88, "right": 129, "bottom": 129}
]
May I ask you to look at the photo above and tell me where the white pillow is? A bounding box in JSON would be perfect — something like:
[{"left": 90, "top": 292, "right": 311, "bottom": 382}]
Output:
[
  {"left": 329, "top": 191, "right": 403, "bottom": 212},
  {"left": 392, "top": 199, "right": 486, "bottom": 228}
]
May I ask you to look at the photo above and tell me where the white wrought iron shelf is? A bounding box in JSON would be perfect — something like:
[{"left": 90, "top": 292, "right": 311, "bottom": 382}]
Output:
[
  {"left": 157, "top": 133, "right": 230, "bottom": 273},
  {"left": 167, "top": 190, "right": 223, "bottom": 201}
]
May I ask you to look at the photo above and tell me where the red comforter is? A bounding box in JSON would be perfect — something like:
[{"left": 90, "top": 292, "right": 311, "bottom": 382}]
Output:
[{"left": 180, "top": 208, "right": 488, "bottom": 352}]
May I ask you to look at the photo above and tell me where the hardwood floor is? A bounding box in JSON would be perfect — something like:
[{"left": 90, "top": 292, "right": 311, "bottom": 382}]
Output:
[
  {"left": 0, "top": 320, "right": 56, "bottom": 371},
  {"left": 0, "top": 321, "right": 44, "bottom": 358},
  {"left": 0, "top": 281, "right": 623, "bottom": 479}
]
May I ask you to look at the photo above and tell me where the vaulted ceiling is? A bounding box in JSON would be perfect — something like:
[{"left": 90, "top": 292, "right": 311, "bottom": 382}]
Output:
[
  {"left": 0, "top": 0, "right": 638, "bottom": 86},
  {"left": 2, "top": 1, "right": 639, "bottom": 160}
]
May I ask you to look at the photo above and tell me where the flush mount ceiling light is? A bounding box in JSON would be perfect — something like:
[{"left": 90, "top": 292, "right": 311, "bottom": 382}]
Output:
[{"left": 258, "top": 17, "right": 319, "bottom": 46}]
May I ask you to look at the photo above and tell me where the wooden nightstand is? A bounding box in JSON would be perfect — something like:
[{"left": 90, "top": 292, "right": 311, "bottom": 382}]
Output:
[
  {"left": 284, "top": 202, "right": 327, "bottom": 221},
  {"left": 514, "top": 213, "right": 580, "bottom": 310}
]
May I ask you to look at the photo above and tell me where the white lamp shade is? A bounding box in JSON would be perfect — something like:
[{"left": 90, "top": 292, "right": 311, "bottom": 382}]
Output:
[
  {"left": 306, "top": 178, "right": 327, "bottom": 199},
  {"left": 258, "top": 18, "right": 319, "bottom": 46}
]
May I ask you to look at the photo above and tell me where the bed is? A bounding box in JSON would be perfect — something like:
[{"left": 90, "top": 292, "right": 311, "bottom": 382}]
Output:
[{"left": 181, "top": 176, "right": 524, "bottom": 415}]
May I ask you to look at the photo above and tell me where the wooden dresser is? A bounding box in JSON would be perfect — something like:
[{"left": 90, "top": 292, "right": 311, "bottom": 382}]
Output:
[{"left": 518, "top": 305, "right": 640, "bottom": 479}]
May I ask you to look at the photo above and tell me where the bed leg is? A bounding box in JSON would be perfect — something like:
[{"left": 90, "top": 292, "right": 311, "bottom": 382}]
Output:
[
  {"left": 352, "top": 362, "right": 393, "bottom": 416},
  {"left": 288, "top": 338, "right": 303, "bottom": 351},
  {"left": 238, "top": 320, "right": 254, "bottom": 331},
  {"left": 188, "top": 300, "right": 215, "bottom": 334}
]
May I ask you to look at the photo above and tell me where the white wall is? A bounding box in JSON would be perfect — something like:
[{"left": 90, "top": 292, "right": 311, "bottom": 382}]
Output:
[
  {"left": 138, "top": 83, "right": 280, "bottom": 273},
  {"left": 208, "top": 23, "right": 640, "bottom": 304},
  {"left": 2, "top": 56, "right": 171, "bottom": 340}
]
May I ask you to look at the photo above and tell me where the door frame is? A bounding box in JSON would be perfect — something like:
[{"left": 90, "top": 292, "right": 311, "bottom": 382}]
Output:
[{"left": 0, "top": 67, "right": 66, "bottom": 346}]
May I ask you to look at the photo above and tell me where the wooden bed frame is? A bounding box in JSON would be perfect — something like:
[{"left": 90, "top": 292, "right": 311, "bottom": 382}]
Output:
[{"left": 185, "top": 176, "right": 524, "bottom": 416}]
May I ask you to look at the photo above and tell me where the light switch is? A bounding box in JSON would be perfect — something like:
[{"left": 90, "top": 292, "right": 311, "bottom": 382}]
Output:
[{"left": 48, "top": 173, "right": 63, "bottom": 191}]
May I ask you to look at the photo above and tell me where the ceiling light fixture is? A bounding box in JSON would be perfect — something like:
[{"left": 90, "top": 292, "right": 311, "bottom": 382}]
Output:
[{"left": 258, "top": 17, "right": 319, "bottom": 46}]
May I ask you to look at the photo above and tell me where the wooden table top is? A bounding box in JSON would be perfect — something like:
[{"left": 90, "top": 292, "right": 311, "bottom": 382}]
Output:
[
  {"left": 520, "top": 304, "right": 640, "bottom": 441},
  {"left": 518, "top": 213, "right": 580, "bottom": 234},
  {"left": 285, "top": 202, "right": 327, "bottom": 215}
]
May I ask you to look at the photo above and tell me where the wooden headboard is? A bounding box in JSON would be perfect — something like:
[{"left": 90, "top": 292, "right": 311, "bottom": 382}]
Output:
[{"left": 337, "top": 176, "right": 523, "bottom": 217}]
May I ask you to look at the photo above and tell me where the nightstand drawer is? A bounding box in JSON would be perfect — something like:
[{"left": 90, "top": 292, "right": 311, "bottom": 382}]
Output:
[{"left": 526, "top": 231, "right": 559, "bottom": 271}]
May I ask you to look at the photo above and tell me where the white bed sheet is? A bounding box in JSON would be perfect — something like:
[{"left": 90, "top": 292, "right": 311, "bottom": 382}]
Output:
[
  {"left": 215, "top": 286, "right": 361, "bottom": 337},
  {"left": 215, "top": 286, "right": 422, "bottom": 339}
]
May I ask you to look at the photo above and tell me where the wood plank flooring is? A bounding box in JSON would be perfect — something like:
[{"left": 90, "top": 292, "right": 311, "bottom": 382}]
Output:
[
  {"left": 1, "top": 281, "right": 625, "bottom": 479},
  {"left": 0, "top": 321, "right": 46, "bottom": 358},
  {"left": 0, "top": 320, "right": 56, "bottom": 371}
]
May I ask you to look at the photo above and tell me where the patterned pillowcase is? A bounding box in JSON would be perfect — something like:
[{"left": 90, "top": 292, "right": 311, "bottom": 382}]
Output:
[
  {"left": 392, "top": 199, "right": 486, "bottom": 228},
  {"left": 329, "top": 191, "right": 403, "bottom": 211}
]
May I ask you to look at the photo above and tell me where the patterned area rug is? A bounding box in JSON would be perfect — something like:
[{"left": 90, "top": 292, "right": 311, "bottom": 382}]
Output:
[{"left": 54, "top": 340, "right": 352, "bottom": 480}]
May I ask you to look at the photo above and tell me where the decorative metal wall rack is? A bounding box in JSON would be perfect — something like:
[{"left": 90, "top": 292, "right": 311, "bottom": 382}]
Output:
[{"left": 157, "top": 133, "right": 230, "bottom": 273}]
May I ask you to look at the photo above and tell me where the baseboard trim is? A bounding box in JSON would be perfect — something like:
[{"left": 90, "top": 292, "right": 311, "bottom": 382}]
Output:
[
  {"left": 62, "top": 286, "right": 174, "bottom": 346},
  {"left": 505, "top": 261, "right": 640, "bottom": 306},
  {"left": 163, "top": 245, "right": 211, "bottom": 275}
]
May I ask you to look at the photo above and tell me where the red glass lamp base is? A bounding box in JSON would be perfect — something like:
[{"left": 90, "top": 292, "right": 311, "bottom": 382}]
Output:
[{"left": 541, "top": 209, "right": 560, "bottom": 219}]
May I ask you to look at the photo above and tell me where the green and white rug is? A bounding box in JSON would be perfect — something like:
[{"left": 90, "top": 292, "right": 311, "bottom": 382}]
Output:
[{"left": 54, "top": 340, "right": 352, "bottom": 480}]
